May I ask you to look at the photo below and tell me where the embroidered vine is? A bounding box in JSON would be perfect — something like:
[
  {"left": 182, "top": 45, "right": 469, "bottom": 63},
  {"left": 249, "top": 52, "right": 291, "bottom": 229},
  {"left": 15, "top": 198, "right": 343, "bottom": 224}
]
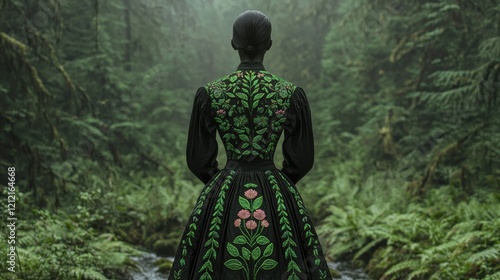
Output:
[
  {"left": 224, "top": 182, "right": 277, "bottom": 280},
  {"left": 266, "top": 171, "right": 302, "bottom": 280},
  {"left": 172, "top": 172, "right": 223, "bottom": 280},
  {"left": 206, "top": 70, "right": 295, "bottom": 160},
  {"left": 279, "top": 173, "right": 329, "bottom": 279},
  {"left": 197, "top": 170, "right": 235, "bottom": 280}
]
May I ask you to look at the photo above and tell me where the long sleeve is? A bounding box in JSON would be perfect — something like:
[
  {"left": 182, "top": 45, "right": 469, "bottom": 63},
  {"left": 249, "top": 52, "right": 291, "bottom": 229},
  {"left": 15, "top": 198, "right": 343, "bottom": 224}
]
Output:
[
  {"left": 280, "top": 87, "right": 315, "bottom": 184},
  {"left": 186, "top": 87, "right": 220, "bottom": 184}
]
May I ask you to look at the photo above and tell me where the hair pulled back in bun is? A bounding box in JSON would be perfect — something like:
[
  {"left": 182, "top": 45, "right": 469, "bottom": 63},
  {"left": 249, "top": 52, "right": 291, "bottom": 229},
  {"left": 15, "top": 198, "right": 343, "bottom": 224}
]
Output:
[{"left": 232, "top": 10, "right": 272, "bottom": 55}]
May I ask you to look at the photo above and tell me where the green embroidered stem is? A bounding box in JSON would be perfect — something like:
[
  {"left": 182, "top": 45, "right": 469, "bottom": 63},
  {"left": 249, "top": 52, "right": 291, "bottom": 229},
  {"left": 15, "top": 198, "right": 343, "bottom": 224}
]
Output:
[
  {"left": 224, "top": 182, "right": 277, "bottom": 280},
  {"left": 206, "top": 70, "right": 295, "bottom": 160},
  {"left": 279, "top": 173, "right": 322, "bottom": 265},
  {"left": 198, "top": 171, "right": 235, "bottom": 280},
  {"left": 172, "top": 172, "right": 223, "bottom": 279},
  {"left": 266, "top": 171, "right": 302, "bottom": 280},
  {"left": 279, "top": 173, "right": 329, "bottom": 278}
]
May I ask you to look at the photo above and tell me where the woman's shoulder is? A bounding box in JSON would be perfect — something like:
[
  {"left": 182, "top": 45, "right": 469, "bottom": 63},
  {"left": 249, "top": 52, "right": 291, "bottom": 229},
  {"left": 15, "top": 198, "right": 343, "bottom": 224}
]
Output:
[{"left": 201, "top": 70, "right": 305, "bottom": 99}]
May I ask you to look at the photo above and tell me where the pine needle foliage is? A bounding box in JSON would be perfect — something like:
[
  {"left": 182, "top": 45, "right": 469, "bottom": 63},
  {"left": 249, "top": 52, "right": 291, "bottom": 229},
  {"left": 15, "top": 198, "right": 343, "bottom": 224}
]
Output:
[{"left": 311, "top": 0, "right": 500, "bottom": 279}]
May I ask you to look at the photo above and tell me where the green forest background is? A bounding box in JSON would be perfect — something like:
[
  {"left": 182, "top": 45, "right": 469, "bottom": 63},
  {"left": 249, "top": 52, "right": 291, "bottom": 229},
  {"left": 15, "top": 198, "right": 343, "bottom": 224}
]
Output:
[{"left": 1, "top": 0, "right": 499, "bottom": 279}]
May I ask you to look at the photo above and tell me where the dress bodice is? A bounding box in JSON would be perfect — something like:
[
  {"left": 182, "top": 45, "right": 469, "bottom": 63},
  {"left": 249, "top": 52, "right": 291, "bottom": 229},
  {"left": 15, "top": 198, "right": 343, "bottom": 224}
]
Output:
[
  {"left": 186, "top": 62, "right": 314, "bottom": 185},
  {"left": 205, "top": 68, "right": 295, "bottom": 161}
]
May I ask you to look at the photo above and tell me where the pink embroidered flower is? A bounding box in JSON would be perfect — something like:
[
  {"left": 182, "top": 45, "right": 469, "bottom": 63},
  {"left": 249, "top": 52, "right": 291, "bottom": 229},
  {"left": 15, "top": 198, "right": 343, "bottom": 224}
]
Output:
[
  {"left": 253, "top": 209, "right": 266, "bottom": 221},
  {"left": 237, "top": 72, "right": 243, "bottom": 77},
  {"left": 234, "top": 218, "right": 241, "bottom": 227},
  {"left": 257, "top": 72, "right": 265, "bottom": 78},
  {"left": 275, "top": 109, "right": 286, "bottom": 116},
  {"left": 237, "top": 209, "right": 251, "bottom": 219},
  {"left": 261, "top": 219, "right": 269, "bottom": 228},
  {"left": 244, "top": 189, "right": 258, "bottom": 200},
  {"left": 246, "top": 220, "right": 257, "bottom": 230},
  {"left": 216, "top": 109, "right": 226, "bottom": 115}
]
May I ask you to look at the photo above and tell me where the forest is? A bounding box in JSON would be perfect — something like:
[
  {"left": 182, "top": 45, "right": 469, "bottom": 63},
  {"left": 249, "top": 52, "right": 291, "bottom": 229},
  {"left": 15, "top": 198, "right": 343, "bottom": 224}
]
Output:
[{"left": 0, "top": 0, "right": 499, "bottom": 279}]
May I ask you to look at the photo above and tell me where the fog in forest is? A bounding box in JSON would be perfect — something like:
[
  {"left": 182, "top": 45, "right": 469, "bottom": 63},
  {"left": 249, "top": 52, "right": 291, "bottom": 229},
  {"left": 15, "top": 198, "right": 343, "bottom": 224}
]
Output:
[{"left": 1, "top": 0, "right": 499, "bottom": 279}]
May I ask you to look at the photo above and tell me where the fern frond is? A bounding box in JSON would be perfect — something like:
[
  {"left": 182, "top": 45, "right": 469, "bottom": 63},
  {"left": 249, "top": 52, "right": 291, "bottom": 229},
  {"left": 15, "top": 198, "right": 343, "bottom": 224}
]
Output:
[
  {"left": 354, "top": 238, "right": 385, "bottom": 260},
  {"left": 484, "top": 271, "right": 500, "bottom": 280},
  {"left": 467, "top": 247, "right": 500, "bottom": 264},
  {"left": 407, "top": 267, "right": 431, "bottom": 280},
  {"left": 69, "top": 268, "right": 108, "bottom": 280},
  {"left": 383, "top": 259, "right": 421, "bottom": 277}
]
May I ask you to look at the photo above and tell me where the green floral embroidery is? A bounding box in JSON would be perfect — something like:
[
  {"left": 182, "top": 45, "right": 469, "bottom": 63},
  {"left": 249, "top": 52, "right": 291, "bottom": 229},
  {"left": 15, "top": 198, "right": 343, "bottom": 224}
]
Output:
[
  {"left": 172, "top": 172, "right": 234, "bottom": 280},
  {"left": 279, "top": 173, "right": 322, "bottom": 265},
  {"left": 206, "top": 70, "right": 295, "bottom": 160},
  {"left": 172, "top": 172, "right": 223, "bottom": 280},
  {"left": 279, "top": 173, "right": 329, "bottom": 278},
  {"left": 224, "top": 182, "right": 277, "bottom": 280},
  {"left": 266, "top": 171, "right": 302, "bottom": 280},
  {"left": 198, "top": 170, "right": 235, "bottom": 280}
]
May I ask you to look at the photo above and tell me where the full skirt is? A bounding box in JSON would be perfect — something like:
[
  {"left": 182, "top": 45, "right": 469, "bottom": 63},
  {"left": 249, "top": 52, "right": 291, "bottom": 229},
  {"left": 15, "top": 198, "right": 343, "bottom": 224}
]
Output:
[{"left": 168, "top": 168, "right": 332, "bottom": 280}]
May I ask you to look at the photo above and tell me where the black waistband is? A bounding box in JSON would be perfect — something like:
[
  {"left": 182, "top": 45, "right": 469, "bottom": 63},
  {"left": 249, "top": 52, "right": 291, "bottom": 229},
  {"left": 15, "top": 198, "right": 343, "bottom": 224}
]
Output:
[{"left": 224, "top": 160, "right": 276, "bottom": 171}]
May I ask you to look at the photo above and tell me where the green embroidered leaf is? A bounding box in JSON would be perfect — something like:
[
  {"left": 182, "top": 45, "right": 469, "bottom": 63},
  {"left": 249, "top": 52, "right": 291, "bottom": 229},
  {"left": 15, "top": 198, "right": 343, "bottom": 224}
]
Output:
[
  {"left": 239, "top": 134, "right": 249, "bottom": 142},
  {"left": 242, "top": 150, "right": 251, "bottom": 155},
  {"left": 239, "top": 196, "right": 251, "bottom": 210},
  {"left": 227, "top": 243, "right": 240, "bottom": 257},
  {"left": 252, "top": 100, "right": 259, "bottom": 108},
  {"left": 200, "top": 271, "right": 212, "bottom": 280},
  {"left": 256, "top": 127, "right": 268, "bottom": 134},
  {"left": 253, "top": 196, "right": 263, "bottom": 210},
  {"left": 257, "top": 236, "right": 271, "bottom": 245},
  {"left": 253, "top": 135, "right": 263, "bottom": 142},
  {"left": 287, "top": 260, "right": 301, "bottom": 272},
  {"left": 236, "top": 92, "right": 248, "bottom": 100},
  {"left": 252, "top": 142, "right": 262, "bottom": 149},
  {"left": 200, "top": 261, "right": 213, "bottom": 272},
  {"left": 226, "top": 92, "right": 235, "bottom": 98},
  {"left": 224, "top": 259, "right": 243, "bottom": 271},
  {"left": 263, "top": 243, "right": 274, "bottom": 257},
  {"left": 285, "top": 247, "right": 297, "bottom": 259},
  {"left": 242, "top": 247, "right": 251, "bottom": 261},
  {"left": 241, "top": 143, "right": 249, "bottom": 149},
  {"left": 254, "top": 92, "right": 265, "bottom": 100},
  {"left": 252, "top": 78, "right": 258, "bottom": 87},
  {"left": 234, "top": 235, "right": 247, "bottom": 244},
  {"left": 260, "top": 259, "right": 278, "bottom": 271},
  {"left": 244, "top": 182, "right": 258, "bottom": 188},
  {"left": 252, "top": 247, "right": 261, "bottom": 260},
  {"left": 230, "top": 75, "right": 237, "bottom": 82},
  {"left": 203, "top": 248, "right": 216, "bottom": 259}
]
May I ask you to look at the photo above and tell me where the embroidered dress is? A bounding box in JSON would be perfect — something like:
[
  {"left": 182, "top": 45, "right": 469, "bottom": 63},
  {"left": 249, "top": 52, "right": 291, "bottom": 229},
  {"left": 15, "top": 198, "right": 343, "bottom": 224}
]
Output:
[{"left": 169, "top": 61, "right": 332, "bottom": 280}]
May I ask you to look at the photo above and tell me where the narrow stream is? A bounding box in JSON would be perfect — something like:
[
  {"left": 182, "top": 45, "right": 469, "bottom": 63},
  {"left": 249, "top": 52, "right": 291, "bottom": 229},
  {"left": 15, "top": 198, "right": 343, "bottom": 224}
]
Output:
[{"left": 130, "top": 253, "right": 371, "bottom": 280}]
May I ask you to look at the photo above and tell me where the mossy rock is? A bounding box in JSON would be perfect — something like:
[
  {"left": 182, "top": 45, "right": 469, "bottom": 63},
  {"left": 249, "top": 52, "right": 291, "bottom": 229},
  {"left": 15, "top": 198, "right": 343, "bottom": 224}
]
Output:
[
  {"left": 155, "top": 258, "right": 174, "bottom": 274},
  {"left": 144, "top": 232, "right": 164, "bottom": 248},
  {"left": 329, "top": 267, "right": 341, "bottom": 278},
  {"left": 153, "top": 239, "right": 177, "bottom": 256}
]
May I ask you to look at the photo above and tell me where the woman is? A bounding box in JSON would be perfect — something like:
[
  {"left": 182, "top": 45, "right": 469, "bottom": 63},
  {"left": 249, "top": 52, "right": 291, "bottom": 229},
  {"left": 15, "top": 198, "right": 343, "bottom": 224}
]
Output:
[{"left": 169, "top": 10, "right": 332, "bottom": 280}]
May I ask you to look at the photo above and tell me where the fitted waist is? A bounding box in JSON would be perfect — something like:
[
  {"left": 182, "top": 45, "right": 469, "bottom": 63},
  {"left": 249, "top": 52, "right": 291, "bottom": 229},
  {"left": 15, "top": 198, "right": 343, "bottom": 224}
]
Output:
[{"left": 224, "top": 160, "right": 277, "bottom": 171}]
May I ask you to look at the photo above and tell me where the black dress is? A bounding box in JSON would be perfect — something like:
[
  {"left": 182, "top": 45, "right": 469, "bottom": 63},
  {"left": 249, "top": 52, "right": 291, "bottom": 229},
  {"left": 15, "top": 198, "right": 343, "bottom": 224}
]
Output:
[{"left": 169, "top": 61, "right": 332, "bottom": 280}]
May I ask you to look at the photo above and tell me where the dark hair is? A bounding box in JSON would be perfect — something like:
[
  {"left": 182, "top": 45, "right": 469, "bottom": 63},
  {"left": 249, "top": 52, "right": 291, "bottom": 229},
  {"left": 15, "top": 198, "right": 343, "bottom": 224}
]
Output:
[{"left": 232, "top": 10, "right": 272, "bottom": 55}]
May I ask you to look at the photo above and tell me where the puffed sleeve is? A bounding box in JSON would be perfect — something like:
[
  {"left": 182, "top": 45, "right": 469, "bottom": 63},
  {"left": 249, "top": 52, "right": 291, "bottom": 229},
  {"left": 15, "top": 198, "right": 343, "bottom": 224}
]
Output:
[
  {"left": 186, "top": 87, "right": 220, "bottom": 184},
  {"left": 280, "top": 87, "right": 314, "bottom": 184}
]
